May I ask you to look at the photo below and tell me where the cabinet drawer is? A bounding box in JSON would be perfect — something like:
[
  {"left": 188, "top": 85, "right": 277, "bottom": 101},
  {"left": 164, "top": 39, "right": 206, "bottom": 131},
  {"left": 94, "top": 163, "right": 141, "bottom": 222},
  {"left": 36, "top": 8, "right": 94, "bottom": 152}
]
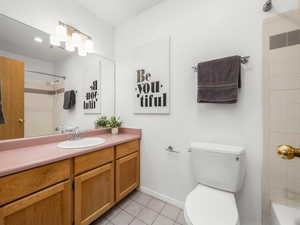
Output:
[
  {"left": 0, "top": 159, "right": 71, "bottom": 206},
  {"left": 74, "top": 148, "right": 114, "bottom": 175},
  {"left": 116, "top": 140, "right": 139, "bottom": 159}
]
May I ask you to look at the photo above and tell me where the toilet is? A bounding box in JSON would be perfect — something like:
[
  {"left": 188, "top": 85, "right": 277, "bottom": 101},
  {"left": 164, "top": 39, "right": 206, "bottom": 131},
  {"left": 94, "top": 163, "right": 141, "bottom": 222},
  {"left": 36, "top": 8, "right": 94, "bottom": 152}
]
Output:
[{"left": 184, "top": 142, "right": 246, "bottom": 225}]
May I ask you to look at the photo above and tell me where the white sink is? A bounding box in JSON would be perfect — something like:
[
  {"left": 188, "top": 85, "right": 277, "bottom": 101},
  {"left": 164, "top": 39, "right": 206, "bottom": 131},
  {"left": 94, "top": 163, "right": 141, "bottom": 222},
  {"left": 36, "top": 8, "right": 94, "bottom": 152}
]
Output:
[{"left": 57, "top": 137, "right": 106, "bottom": 149}]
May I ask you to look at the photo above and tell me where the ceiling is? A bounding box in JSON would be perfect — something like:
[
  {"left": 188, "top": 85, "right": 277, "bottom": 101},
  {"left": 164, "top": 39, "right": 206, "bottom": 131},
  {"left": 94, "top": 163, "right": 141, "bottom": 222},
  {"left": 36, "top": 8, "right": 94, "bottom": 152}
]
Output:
[{"left": 75, "top": 0, "right": 164, "bottom": 26}]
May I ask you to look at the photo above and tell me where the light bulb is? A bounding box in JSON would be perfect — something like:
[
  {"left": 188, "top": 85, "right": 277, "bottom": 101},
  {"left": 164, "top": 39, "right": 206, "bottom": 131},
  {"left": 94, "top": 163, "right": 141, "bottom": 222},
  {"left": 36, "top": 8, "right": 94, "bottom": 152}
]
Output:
[
  {"left": 65, "top": 38, "right": 75, "bottom": 52},
  {"left": 78, "top": 46, "right": 87, "bottom": 56},
  {"left": 50, "top": 34, "right": 60, "bottom": 46},
  {"left": 34, "top": 37, "right": 43, "bottom": 43},
  {"left": 72, "top": 32, "right": 82, "bottom": 48},
  {"left": 55, "top": 24, "right": 67, "bottom": 42},
  {"left": 85, "top": 39, "right": 94, "bottom": 53}
]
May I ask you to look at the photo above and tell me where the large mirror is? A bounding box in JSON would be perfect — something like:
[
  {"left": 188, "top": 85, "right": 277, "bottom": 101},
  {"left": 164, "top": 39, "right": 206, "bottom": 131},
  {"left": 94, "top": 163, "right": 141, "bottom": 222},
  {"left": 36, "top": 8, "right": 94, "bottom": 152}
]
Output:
[{"left": 0, "top": 14, "right": 115, "bottom": 140}]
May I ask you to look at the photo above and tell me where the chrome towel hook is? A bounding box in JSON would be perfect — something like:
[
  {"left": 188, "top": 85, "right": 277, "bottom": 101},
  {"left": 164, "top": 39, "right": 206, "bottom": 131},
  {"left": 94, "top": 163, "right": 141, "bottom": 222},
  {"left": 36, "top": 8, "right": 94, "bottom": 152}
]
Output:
[{"left": 165, "top": 146, "right": 180, "bottom": 154}]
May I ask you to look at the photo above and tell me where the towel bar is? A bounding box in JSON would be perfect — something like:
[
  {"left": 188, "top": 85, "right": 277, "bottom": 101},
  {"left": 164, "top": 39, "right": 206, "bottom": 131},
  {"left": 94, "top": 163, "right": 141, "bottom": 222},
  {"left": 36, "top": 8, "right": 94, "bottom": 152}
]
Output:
[{"left": 192, "top": 56, "right": 250, "bottom": 72}]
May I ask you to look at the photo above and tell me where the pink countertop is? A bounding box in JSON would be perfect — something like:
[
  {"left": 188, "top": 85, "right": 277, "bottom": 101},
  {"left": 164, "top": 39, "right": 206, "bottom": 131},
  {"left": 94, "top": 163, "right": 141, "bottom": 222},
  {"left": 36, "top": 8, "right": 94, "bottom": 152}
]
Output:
[{"left": 0, "top": 128, "right": 141, "bottom": 177}]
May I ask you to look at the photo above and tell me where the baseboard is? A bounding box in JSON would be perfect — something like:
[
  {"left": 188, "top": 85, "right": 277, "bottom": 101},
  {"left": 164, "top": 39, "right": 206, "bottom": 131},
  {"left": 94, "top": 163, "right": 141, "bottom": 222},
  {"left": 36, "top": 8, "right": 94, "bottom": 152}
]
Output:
[{"left": 139, "top": 186, "right": 185, "bottom": 209}]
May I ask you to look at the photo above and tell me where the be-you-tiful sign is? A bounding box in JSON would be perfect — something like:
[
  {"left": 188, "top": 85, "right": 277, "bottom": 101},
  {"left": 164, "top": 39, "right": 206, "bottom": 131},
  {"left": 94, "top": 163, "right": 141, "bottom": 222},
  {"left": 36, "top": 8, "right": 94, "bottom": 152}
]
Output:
[
  {"left": 135, "top": 69, "right": 167, "bottom": 108},
  {"left": 134, "top": 37, "right": 170, "bottom": 114},
  {"left": 83, "top": 60, "right": 102, "bottom": 114},
  {"left": 83, "top": 80, "right": 99, "bottom": 111}
]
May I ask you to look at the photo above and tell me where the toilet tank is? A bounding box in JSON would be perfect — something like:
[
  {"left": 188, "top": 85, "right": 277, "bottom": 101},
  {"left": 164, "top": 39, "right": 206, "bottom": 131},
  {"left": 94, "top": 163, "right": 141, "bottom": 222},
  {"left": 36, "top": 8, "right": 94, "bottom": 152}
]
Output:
[{"left": 190, "top": 142, "right": 246, "bottom": 193}]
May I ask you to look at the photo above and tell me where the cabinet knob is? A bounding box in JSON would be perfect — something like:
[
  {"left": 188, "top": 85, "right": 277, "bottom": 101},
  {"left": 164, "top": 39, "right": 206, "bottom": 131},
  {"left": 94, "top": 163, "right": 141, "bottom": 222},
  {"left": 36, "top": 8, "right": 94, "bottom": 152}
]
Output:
[{"left": 18, "top": 118, "right": 24, "bottom": 124}]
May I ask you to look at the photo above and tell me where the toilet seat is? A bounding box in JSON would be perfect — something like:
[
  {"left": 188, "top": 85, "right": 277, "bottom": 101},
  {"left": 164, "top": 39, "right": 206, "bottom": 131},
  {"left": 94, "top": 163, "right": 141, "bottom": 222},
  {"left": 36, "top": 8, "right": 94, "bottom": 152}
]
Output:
[{"left": 184, "top": 184, "right": 239, "bottom": 225}]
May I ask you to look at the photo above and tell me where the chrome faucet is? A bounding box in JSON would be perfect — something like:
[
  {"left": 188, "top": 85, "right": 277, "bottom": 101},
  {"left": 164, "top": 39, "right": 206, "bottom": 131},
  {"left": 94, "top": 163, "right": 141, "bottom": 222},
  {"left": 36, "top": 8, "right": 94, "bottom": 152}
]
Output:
[
  {"left": 71, "top": 127, "right": 80, "bottom": 140},
  {"left": 61, "top": 126, "right": 81, "bottom": 140}
]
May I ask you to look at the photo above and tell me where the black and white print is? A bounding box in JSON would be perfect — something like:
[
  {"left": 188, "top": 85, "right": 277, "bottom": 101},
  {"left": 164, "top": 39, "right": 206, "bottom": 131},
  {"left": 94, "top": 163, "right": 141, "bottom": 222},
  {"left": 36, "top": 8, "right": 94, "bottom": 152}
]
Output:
[
  {"left": 83, "top": 61, "right": 102, "bottom": 114},
  {"left": 134, "top": 37, "right": 170, "bottom": 114}
]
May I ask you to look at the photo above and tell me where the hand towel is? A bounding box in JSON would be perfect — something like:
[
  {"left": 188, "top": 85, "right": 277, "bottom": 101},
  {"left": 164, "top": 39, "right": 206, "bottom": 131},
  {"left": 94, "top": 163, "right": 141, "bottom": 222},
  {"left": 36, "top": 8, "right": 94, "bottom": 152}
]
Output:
[
  {"left": 197, "top": 55, "right": 241, "bottom": 103},
  {"left": 63, "top": 90, "right": 76, "bottom": 110}
]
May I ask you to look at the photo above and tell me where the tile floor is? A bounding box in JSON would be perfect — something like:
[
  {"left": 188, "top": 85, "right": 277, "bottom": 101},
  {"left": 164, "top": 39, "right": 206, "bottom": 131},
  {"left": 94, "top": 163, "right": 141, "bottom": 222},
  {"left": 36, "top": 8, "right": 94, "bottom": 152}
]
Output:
[{"left": 92, "top": 190, "right": 187, "bottom": 225}]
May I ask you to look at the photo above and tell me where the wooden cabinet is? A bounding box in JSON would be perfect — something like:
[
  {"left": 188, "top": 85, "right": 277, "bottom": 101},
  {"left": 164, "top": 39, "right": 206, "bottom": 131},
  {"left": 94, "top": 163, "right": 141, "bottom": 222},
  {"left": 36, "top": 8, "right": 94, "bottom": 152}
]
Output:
[
  {"left": 74, "top": 163, "right": 114, "bottom": 225},
  {"left": 0, "top": 181, "right": 72, "bottom": 225},
  {"left": 116, "top": 152, "right": 140, "bottom": 201},
  {"left": 0, "top": 139, "right": 140, "bottom": 225},
  {"left": 0, "top": 160, "right": 71, "bottom": 206}
]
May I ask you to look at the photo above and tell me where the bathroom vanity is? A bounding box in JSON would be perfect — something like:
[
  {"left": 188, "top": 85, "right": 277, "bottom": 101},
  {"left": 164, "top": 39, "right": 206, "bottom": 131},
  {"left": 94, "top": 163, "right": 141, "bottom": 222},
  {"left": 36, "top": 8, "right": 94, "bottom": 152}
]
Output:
[{"left": 0, "top": 128, "right": 141, "bottom": 225}]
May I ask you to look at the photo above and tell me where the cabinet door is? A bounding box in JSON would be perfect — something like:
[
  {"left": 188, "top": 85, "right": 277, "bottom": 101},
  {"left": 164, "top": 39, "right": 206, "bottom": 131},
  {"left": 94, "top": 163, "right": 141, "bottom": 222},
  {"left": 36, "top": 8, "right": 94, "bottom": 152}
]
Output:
[
  {"left": 74, "top": 163, "right": 114, "bottom": 225},
  {"left": 0, "top": 181, "right": 71, "bottom": 225},
  {"left": 116, "top": 152, "right": 140, "bottom": 202}
]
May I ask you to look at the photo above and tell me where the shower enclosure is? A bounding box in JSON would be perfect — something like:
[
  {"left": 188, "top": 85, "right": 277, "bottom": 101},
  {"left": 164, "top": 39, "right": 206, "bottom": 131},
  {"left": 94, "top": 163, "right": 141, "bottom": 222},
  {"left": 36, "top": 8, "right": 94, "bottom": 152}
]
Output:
[
  {"left": 24, "top": 71, "right": 65, "bottom": 137},
  {"left": 263, "top": 9, "right": 300, "bottom": 225}
]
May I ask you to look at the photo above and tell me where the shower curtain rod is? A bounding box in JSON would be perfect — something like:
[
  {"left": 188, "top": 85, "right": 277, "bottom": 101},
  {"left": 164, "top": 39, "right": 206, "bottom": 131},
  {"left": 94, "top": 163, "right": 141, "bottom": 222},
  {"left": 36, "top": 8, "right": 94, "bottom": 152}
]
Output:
[{"left": 26, "top": 70, "right": 66, "bottom": 80}]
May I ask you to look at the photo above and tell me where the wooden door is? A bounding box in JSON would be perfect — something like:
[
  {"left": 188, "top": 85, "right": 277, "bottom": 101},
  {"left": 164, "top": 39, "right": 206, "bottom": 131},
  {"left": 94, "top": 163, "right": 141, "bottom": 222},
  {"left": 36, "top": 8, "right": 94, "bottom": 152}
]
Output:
[
  {"left": 116, "top": 152, "right": 140, "bottom": 202},
  {"left": 74, "top": 163, "right": 114, "bottom": 225},
  {"left": 0, "top": 56, "right": 24, "bottom": 140},
  {"left": 0, "top": 181, "right": 72, "bottom": 225}
]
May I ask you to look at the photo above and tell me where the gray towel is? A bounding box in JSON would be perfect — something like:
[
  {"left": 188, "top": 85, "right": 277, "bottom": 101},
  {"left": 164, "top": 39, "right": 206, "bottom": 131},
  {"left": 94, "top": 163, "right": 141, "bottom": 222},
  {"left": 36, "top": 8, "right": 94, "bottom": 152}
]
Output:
[
  {"left": 0, "top": 85, "right": 5, "bottom": 124},
  {"left": 63, "top": 90, "right": 76, "bottom": 110},
  {"left": 197, "top": 55, "right": 241, "bottom": 103}
]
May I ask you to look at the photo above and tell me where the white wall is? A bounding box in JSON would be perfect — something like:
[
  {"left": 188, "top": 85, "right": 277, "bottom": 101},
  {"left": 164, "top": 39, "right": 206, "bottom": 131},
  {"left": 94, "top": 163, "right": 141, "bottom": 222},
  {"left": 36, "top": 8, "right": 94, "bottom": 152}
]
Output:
[
  {"left": 0, "top": 0, "right": 114, "bottom": 58},
  {"left": 114, "top": 1, "right": 299, "bottom": 225}
]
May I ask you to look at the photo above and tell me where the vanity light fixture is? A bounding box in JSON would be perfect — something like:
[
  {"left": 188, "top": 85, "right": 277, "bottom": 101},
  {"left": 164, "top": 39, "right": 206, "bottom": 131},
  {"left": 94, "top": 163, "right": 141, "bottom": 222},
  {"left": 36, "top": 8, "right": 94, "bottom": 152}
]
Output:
[
  {"left": 55, "top": 24, "right": 68, "bottom": 42},
  {"left": 71, "top": 32, "right": 82, "bottom": 48},
  {"left": 65, "top": 38, "right": 75, "bottom": 52},
  {"left": 50, "top": 22, "right": 94, "bottom": 56},
  {"left": 50, "top": 35, "right": 60, "bottom": 47},
  {"left": 85, "top": 39, "right": 94, "bottom": 53},
  {"left": 78, "top": 46, "right": 87, "bottom": 57}
]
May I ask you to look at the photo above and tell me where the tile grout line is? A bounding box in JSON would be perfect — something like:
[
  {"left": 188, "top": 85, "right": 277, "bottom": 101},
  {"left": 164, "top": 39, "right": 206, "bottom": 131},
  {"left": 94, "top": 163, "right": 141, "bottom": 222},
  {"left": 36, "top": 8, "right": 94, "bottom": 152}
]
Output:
[
  {"left": 153, "top": 201, "right": 167, "bottom": 223},
  {"left": 152, "top": 202, "right": 167, "bottom": 225},
  {"left": 174, "top": 210, "right": 181, "bottom": 225},
  {"left": 135, "top": 194, "right": 166, "bottom": 225},
  {"left": 160, "top": 203, "right": 182, "bottom": 223},
  {"left": 138, "top": 196, "right": 158, "bottom": 225},
  {"left": 98, "top": 191, "right": 184, "bottom": 225},
  {"left": 150, "top": 205, "right": 161, "bottom": 225}
]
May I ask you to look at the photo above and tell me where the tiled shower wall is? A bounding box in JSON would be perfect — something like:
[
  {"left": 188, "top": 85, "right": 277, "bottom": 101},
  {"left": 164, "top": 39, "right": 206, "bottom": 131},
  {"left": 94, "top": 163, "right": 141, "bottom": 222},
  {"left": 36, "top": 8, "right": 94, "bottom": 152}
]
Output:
[
  {"left": 263, "top": 10, "right": 300, "bottom": 220},
  {"left": 24, "top": 79, "right": 64, "bottom": 137}
]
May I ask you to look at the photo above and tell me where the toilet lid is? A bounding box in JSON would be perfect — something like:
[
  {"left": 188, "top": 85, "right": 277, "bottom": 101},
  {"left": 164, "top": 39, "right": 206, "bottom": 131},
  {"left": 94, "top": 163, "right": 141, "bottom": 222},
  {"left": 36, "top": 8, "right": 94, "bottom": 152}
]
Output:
[{"left": 184, "top": 184, "right": 239, "bottom": 225}]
